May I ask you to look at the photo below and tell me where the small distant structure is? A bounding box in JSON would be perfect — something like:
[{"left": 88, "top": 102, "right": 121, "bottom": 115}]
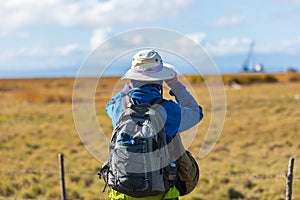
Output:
[
  {"left": 287, "top": 67, "right": 298, "bottom": 73},
  {"left": 230, "top": 81, "right": 241, "bottom": 90},
  {"left": 242, "top": 42, "right": 264, "bottom": 73},
  {"left": 253, "top": 63, "right": 264, "bottom": 73},
  {"left": 242, "top": 42, "right": 254, "bottom": 72}
]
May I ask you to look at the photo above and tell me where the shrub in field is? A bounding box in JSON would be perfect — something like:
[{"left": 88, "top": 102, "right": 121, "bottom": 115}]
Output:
[
  {"left": 263, "top": 75, "right": 278, "bottom": 83},
  {"left": 228, "top": 78, "right": 241, "bottom": 84},
  {"left": 21, "top": 191, "right": 35, "bottom": 199},
  {"left": 13, "top": 90, "right": 72, "bottom": 104},
  {"left": 29, "top": 185, "right": 44, "bottom": 196},
  {"left": 185, "top": 75, "right": 204, "bottom": 83},
  {"left": 242, "top": 178, "right": 256, "bottom": 190},
  {"left": 228, "top": 188, "right": 245, "bottom": 199},
  {"left": 70, "top": 174, "right": 81, "bottom": 183},
  {"left": 246, "top": 75, "right": 263, "bottom": 84},
  {"left": 225, "top": 74, "right": 278, "bottom": 84},
  {"left": 0, "top": 185, "right": 15, "bottom": 196},
  {"left": 288, "top": 75, "right": 300, "bottom": 82},
  {"left": 46, "top": 189, "right": 60, "bottom": 199}
]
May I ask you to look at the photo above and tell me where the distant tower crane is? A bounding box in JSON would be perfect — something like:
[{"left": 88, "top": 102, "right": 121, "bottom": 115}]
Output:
[
  {"left": 242, "top": 42, "right": 254, "bottom": 72},
  {"left": 242, "top": 42, "right": 264, "bottom": 73}
]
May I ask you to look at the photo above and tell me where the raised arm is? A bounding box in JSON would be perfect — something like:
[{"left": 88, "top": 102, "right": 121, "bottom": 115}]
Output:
[{"left": 165, "top": 76, "right": 203, "bottom": 133}]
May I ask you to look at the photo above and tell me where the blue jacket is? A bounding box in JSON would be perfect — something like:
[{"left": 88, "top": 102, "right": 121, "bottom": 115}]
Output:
[{"left": 106, "top": 81, "right": 203, "bottom": 139}]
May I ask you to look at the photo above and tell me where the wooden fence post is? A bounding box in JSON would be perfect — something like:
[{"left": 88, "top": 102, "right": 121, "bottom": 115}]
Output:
[
  {"left": 286, "top": 158, "right": 295, "bottom": 200},
  {"left": 58, "top": 153, "right": 67, "bottom": 200}
]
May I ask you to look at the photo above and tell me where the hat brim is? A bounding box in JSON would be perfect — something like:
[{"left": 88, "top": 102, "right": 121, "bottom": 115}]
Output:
[{"left": 122, "top": 63, "right": 176, "bottom": 81}]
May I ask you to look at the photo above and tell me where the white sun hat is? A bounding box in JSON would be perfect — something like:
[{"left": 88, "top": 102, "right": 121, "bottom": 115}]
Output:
[{"left": 123, "top": 49, "right": 176, "bottom": 81}]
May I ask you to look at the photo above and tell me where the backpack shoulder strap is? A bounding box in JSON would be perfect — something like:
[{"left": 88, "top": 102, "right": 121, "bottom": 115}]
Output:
[
  {"left": 121, "top": 94, "right": 132, "bottom": 108},
  {"left": 150, "top": 98, "right": 166, "bottom": 106}
]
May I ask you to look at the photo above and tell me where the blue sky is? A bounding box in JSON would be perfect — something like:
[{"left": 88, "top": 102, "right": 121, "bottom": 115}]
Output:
[{"left": 0, "top": 0, "right": 300, "bottom": 77}]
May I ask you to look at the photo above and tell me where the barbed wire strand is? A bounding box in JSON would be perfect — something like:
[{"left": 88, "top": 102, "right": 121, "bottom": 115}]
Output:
[
  {"left": 0, "top": 168, "right": 96, "bottom": 175},
  {"left": 1, "top": 168, "right": 300, "bottom": 180}
]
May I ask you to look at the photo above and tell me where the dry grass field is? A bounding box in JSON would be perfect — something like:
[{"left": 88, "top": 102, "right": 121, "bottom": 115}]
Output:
[{"left": 0, "top": 73, "right": 299, "bottom": 200}]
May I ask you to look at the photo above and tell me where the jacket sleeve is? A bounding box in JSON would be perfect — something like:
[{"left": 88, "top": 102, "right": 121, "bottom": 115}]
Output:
[
  {"left": 106, "top": 92, "right": 124, "bottom": 128},
  {"left": 166, "top": 81, "right": 203, "bottom": 135}
]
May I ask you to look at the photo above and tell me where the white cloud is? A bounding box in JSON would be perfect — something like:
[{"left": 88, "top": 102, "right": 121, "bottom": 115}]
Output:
[
  {"left": 0, "top": 44, "right": 85, "bottom": 71},
  {"left": 187, "top": 33, "right": 206, "bottom": 44},
  {"left": 204, "top": 37, "right": 253, "bottom": 56},
  {"left": 246, "top": 36, "right": 300, "bottom": 54},
  {"left": 90, "top": 28, "right": 112, "bottom": 50},
  {"left": 209, "top": 15, "right": 246, "bottom": 27},
  {"left": 57, "top": 44, "right": 79, "bottom": 56},
  {"left": 278, "top": 36, "right": 300, "bottom": 54},
  {"left": 204, "top": 36, "right": 300, "bottom": 56},
  {"left": 0, "top": 0, "right": 192, "bottom": 36}
]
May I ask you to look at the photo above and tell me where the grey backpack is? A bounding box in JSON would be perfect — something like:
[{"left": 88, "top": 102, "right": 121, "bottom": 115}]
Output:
[{"left": 99, "top": 100, "right": 178, "bottom": 198}]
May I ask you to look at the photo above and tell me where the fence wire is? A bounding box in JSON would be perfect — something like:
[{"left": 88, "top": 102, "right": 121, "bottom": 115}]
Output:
[
  {"left": 0, "top": 168, "right": 96, "bottom": 175},
  {"left": 1, "top": 168, "right": 300, "bottom": 180}
]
